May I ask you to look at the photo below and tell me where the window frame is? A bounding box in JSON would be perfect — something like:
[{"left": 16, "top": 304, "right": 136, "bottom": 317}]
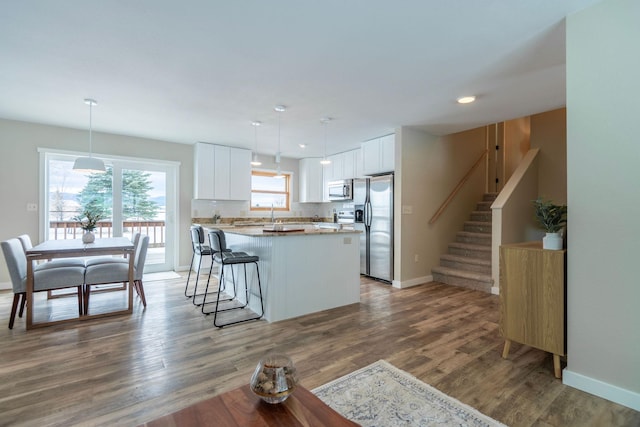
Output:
[{"left": 250, "top": 170, "right": 291, "bottom": 211}]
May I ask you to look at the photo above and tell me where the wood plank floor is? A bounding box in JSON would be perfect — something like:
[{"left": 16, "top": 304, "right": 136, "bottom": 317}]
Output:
[{"left": 0, "top": 274, "right": 637, "bottom": 427}]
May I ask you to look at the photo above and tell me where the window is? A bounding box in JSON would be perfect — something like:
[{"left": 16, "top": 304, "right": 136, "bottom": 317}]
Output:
[
  {"left": 251, "top": 170, "right": 290, "bottom": 211},
  {"left": 40, "top": 149, "right": 178, "bottom": 273}
]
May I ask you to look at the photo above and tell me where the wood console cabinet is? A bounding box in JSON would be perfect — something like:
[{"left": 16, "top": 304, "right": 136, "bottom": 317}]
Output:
[{"left": 499, "top": 241, "right": 566, "bottom": 378}]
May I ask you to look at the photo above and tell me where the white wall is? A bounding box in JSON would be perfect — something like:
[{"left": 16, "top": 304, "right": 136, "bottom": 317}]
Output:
[{"left": 565, "top": 0, "right": 640, "bottom": 410}]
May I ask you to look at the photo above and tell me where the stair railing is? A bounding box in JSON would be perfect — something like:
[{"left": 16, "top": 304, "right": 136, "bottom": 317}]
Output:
[{"left": 429, "top": 150, "right": 488, "bottom": 225}]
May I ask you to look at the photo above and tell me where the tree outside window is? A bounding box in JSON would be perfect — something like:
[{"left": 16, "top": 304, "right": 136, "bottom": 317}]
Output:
[{"left": 77, "top": 168, "right": 159, "bottom": 220}]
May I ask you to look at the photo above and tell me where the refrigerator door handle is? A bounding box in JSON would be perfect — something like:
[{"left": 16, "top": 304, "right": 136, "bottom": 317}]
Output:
[{"left": 365, "top": 201, "right": 372, "bottom": 227}]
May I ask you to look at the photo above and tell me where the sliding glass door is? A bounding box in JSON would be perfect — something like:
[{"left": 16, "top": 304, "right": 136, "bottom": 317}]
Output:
[{"left": 42, "top": 150, "right": 177, "bottom": 273}]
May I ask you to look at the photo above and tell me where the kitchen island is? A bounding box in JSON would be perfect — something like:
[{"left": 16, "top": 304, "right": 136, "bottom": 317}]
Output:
[{"left": 209, "top": 225, "right": 361, "bottom": 322}]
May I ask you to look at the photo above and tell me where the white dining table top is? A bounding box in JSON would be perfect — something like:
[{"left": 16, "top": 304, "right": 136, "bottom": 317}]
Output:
[{"left": 26, "top": 237, "right": 134, "bottom": 256}]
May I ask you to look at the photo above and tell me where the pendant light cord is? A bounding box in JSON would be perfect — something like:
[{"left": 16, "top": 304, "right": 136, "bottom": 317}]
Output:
[{"left": 89, "top": 102, "right": 93, "bottom": 157}]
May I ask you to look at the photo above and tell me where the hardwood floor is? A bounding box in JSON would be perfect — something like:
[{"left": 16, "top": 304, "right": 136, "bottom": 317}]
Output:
[{"left": 0, "top": 274, "right": 637, "bottom": 426}]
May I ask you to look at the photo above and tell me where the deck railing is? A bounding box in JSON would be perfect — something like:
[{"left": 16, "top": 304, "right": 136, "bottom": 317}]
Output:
[{"left": 49, "top": 220, "right": 166, "bottom": 248}]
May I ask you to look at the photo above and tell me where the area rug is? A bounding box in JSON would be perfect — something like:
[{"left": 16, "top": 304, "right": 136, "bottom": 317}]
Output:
[{"left": 312, "top": 360, "right": 507, "bottom": 427}]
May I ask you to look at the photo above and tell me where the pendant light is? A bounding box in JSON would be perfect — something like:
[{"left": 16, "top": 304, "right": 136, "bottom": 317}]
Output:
[
  {"left": 250, "top": 121, "right": 262, "bottom": 166},
  {"left": 73, "top": 98, "right": 106, "bottom": 173},
  {"left": 320, "top": 117, "right": 331, "bottom": 165},
  {"left": 274, "top": 105, "right": 286, "bottom": 178}
]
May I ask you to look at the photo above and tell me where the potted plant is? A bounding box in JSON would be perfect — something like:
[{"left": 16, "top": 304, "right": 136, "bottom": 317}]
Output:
[
  {"left": 532, "top": 197, "right": 567, "bottom": 250},
  {"left": 73, "top": 208, "right": 104, "bottom": 243},
  {"left": 212, "top": 213, "right": 222, "bottom": 224}
]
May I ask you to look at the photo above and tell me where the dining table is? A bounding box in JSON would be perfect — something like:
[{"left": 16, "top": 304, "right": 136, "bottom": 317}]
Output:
[{"left": 25, "top": 237, "right": 135, "bottom": 329}]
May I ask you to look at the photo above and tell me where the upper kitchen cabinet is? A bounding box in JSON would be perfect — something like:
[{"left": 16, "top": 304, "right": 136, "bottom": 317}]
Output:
[
  {"left": 228, "top": 147, "right": 251, "bottom": 199},
  {"left": 361, "top": 134, "right": 395, "bottom": 175},
  {"left": 193, "top": 142, "right": 251, "bottom": 200},
  {"left": 326, "top": 148, "right": 360, "bottom": 181},
  {"left": 299, "top": 158, "right": 324, "bottom": 203}
]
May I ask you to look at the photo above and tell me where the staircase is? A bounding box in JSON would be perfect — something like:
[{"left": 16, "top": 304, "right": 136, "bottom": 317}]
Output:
[{"left": 431, "top": 193, "right": 497, "bottom": 293}]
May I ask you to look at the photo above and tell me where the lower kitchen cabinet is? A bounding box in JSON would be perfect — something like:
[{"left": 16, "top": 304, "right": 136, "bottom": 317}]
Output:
[{"left": 499, "top": 241, "right": 566, "bottom": 378}]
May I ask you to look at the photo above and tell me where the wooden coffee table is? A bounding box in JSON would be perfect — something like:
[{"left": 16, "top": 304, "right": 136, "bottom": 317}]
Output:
[{"left": 140, "top": 384, "right": 360, "bottom": 426}]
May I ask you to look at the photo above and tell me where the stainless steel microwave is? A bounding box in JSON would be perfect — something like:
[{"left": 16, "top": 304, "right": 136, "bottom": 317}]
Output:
[{"left": 328, "top": 179, "right": 353, "bottom": 200}]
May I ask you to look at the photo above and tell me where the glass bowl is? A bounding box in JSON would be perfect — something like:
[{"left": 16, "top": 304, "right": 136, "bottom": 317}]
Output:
[{"left": 249, "top": 353, "right": 298, "bottom": 404}]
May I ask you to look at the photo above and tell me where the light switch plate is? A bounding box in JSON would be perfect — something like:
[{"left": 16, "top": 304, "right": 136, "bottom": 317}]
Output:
[
  {"left": 27, "top": 203, "right": 38, "bottom": 212},
  {"left": 402, "top": 205, "right": 413, "bottom": 214}
]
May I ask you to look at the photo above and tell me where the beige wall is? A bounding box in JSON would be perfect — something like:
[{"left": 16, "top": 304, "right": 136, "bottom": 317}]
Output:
[
  {"left": 503, "top": 117, "right": 531, "bottom": 185},
  {"left": 565, "top": 0, "right": 640, "bottom": 409},
  {"left": 530, "top": 108, "right": 567, "bottom": 204},
  {"left": 0, "top": 118, "right": 194, "bottom": 284},
  {"left": 395, "top": 126, "right": 487, "bottom": 287}
]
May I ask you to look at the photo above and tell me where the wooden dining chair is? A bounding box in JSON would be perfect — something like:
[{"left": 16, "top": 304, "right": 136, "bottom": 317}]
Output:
[{"left": 1, "top": 238, "right": 85, "bottom": 329}]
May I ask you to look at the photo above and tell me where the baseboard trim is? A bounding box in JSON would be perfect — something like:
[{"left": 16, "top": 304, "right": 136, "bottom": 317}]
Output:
[
  {"left": 563, "top": 369, "right": 640, "bottom": 411},
  {"left": 393, "top": 275, "right": 432, "bottom": 289}
]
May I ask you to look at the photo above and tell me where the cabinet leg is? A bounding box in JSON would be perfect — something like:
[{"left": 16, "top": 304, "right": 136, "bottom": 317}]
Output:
[
  {"left": 502, "top": 339, "right": 511, "bottom": 359},
  {"left": 553, "top": 354, "right": 562, "bottom": 379}
]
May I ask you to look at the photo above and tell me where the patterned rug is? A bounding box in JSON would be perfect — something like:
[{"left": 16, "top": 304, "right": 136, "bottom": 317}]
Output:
[{"left": 312, "top": 360, "right": 507, "bottom": 427}]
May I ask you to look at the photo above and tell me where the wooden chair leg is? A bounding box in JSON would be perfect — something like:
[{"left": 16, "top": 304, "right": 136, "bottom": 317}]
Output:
[
  {"left": 84, "top": 285, "right": 91, "bottom": 315},
  {"left": 135, "top": 280, "right": 147, "bottom": 307},
  {"left": 8, "top": 293, "right": 21, "bottom": 329},
  {"left": 18, "top": 293, "right": 26, "bottom": 317},
  {"left": 77, "top": 286, "right": 83, "bottom": 316}
]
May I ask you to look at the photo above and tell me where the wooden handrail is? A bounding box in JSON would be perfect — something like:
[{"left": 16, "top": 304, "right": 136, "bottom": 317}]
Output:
[{"left": 429, "top": 150, "right": 488, "bottom": 224}]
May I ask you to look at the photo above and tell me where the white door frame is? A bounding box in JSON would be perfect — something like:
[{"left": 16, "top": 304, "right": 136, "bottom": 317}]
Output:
[{"left": 38, "top": 148, "right": 180, "bottom": 273}]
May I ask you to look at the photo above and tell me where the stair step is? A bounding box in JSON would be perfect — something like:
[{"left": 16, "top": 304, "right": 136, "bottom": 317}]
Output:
[
  {"left": 463, "top": 221, "right": 492, "bottom": 233},
  {"left": 448, "top": 242, "right": 491, "bottom": 260},
  {"left": 483, "top": 193, "right": 499, "bottom": 202},
  {"left": 455, "top": 231, "right": 491, "bottom": 245},
  {"left": 440, "top": 254, "right": 491, "bottom": 274},
  {"left": 470, "top": 210, "right": 492, "bottom": 222},
  {"left": 432, "top": 266, "right": 494, "bottom": 293},
  {"left": 476, "top": 201, "right": 493, "bottom": 211}
]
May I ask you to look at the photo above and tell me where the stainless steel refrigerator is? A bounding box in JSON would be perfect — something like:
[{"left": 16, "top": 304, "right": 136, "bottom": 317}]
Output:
[{"left": 353, "top": 174, "right": 393, "bottom": 283}]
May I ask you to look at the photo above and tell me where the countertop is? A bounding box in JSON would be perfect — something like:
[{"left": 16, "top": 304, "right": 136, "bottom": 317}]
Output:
[{"left": 216, "top": 225, "right": 360, "bottom": 237}]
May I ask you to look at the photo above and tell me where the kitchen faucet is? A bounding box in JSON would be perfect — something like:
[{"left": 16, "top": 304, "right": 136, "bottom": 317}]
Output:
[{"left": 271, "top": 203, "right": 275, "bottom": 223}]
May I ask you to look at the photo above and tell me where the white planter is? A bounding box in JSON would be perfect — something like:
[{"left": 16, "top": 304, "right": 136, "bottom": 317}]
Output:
[
  {"left": 82, "top": 231, "right": 95, "bottom": 243},
  {"left": 543, "top": 232, "right": 563, "bottom": 250}
]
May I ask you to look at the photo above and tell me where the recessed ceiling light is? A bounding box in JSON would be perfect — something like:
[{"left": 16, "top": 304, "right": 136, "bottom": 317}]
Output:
[
  {"left": 274, "top": 105, "right": 286, "bottom": 112},
  {"left": 298, "top": 144, "right": 306, "bottom": 148},
  {"left": 457, "top": 96, "right": 476, "bottom": 104}
]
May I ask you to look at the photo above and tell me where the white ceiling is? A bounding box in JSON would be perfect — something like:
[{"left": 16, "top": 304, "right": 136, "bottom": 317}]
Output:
[{"left": 0, "top": 0, "right": 600, "bottom": 159}]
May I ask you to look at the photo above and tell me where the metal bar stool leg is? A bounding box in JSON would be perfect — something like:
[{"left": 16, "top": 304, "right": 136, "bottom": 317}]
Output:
[
  {"left": 184, "top": 251, "right": 196, "bottom": 298},
  {"left": 213, "top": 259, "right": 264, "bottom": 328}
]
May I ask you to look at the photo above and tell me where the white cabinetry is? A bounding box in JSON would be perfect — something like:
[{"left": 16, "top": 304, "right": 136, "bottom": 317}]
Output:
[
  {"left": 299, "top": 158, "right": 324, "bottom": 203},
  {"left": 326, "top": 149, "right": 360, "bottom": 181},
  {"left": 229, "top": 148, "right": 251, "bottom": 200},
  {"left": 342, "top": 149, "right": 356, "bottom": 179},
  {"left": 361, "top": 134, "right": 395, "bottom": 175},
  {"left": 194, "top": 142, "right": 251, "bottom": 200}
]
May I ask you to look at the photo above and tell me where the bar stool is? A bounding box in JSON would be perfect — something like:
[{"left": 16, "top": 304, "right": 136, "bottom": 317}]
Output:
[
  {"left": 186, "top": 225, "right": 232, "bottom": 305},
  {"left": 202, "top": 229, "right": 264, "bottom": 327},
  {"left": 185, "top": 226, "right": 212, "bottom": 302}
]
